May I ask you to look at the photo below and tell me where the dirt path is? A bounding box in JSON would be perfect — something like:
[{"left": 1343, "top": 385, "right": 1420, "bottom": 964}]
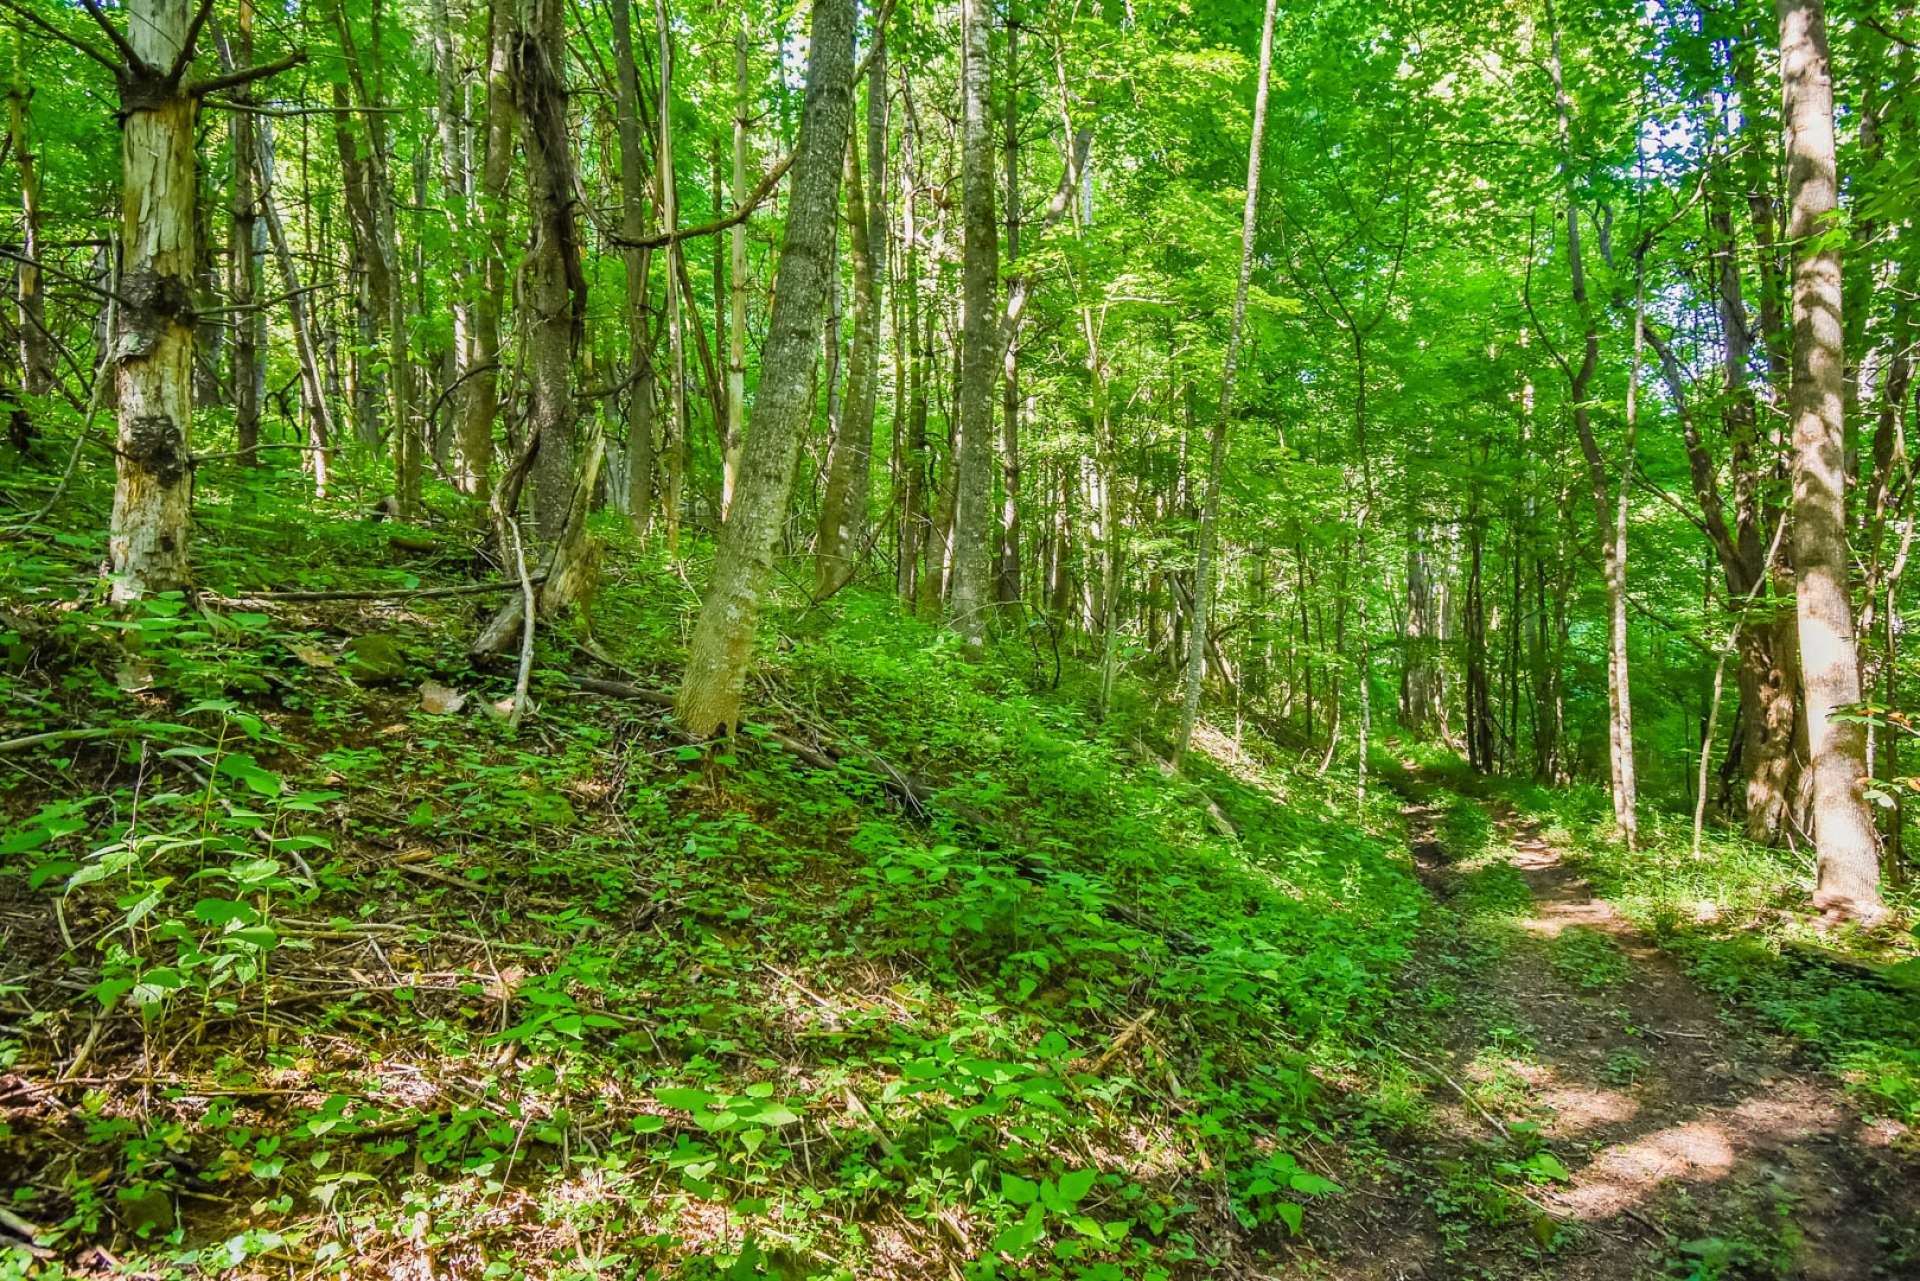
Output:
[{"left": 1322, "top": 790, "right": 1920, "bottom": 1280}]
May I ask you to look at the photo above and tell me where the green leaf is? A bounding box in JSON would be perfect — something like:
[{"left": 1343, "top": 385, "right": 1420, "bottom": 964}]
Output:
[
  {"left": 1273, "top": 1201, "right": 1304, "bottom": 1235},
  {"left": 1288, "top": 1170, "right": 1341, "bottom": 1196},
  {"left": 1057, "top": 1167, "right": 1098, "bottom": 1205},
  {"left": 1000, "top": 1173, "right": 1039, "bottom": 1206}
]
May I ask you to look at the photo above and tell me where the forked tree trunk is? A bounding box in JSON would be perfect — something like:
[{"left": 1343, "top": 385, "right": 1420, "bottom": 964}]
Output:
[
  {"left": 109, "top": 0, "right": 201, "bottom": 601},
  {"left": 1175, "top": 0, "right": 1275, "bottom": 759},
  {"left": 676, "top": 0, "right": 856, "bottom": 737},
  {"left": 1777, "top": 0, "right": 1882, "bottom": 916},
  {"left": 946, "top": 0, "right": 998, "bottom": 650}
]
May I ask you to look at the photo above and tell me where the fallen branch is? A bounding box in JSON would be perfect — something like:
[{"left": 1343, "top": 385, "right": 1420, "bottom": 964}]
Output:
[
  {"left": 1081, "top": 1007, "right": 1157, "bottom": 1075},
  {"left": 1377, "top": 1038, "right": 1510, "bottom": 1140},
  {"left": 1130, "top": 738, "right": 1239, "bottom": 840},
  {"left": 0, "top": 727, "right": 116, "bottom": 753},
  {"left": 215, "top": 576, "right": 545, "bottom": 604}
]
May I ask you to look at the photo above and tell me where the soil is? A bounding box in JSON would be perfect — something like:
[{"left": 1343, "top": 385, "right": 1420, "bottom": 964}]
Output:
[{"left": 1312, "top": 788, "right": 1920, "bottom": 1281}]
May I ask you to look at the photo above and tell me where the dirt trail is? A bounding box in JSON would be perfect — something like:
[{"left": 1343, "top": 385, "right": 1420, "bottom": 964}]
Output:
[{"left": 1322, "top": 791, "right": 1920, "bottom": 1281}]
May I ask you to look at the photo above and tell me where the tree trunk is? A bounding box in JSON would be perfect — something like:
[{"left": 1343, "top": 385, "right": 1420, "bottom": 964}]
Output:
[
  {"left": 514, "top": 0, "right": 586, "bottom": 543},
  {"left": 611, "top": 0, "right": 657, "bottom": 535},
  {"left": 1546, "top": 0, "right": 1636, "bottom": 843},
  {"left": 677, "top": 0, "right": 856, "bottom": 736},
  {"left": 1777, "top": 0, "right": 1881, "bottom": 916},
  {"left": 995, "top": 17, "right": 1022, "bottom": 607},
  {"left": 656, "top": 0, "right": 686, "bottom": 554},
  {"left": 229, "top": 0, "right": 262, "bottom": 464},
  {"left": 946, "top": 0, "right": 998, "bottom": 649},
  {"left": 816, "top": 40, "right": 887, "bottom": 594},
  {"left": 464, "top": 0, "right": 518, "bottom": 514},
  {"left": 428, "top": 0, "right": 478, "bottom": 496},
  {"left": 8, "top": 34, "right": 50, "bottom": 399},
  {"left": 109, "top": 0, "right": 202, "bottom": 602},
  {"left": 1177, "top": 0, "right": 1276, "bottom": 759},
  {"left": 723, "top": 21, "right": 749, "bottom": 516}
]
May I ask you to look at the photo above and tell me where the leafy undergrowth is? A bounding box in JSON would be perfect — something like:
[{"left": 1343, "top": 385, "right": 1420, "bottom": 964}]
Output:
[
  {"left": 0, "top": 462, "right": 1424, "bottom": 1278},
  {"left": 1432, "top": 755, "right": 1920, "bottom": 1132}
]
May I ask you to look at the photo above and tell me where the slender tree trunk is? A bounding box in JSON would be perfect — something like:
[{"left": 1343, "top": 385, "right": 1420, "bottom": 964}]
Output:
[
  {"left": 946, "top": 0, "right": 999, "bottom": 649},
  {"left": 656, "top": 0, "right": 686, "bottom": 554},
  {"left": 464, "top": 0, "right": 517, "bottom": 513},
  {"left": 429, "top": 0, "right": 478, "bottom": 495},
  {"left": 677, "top": 0, "right": 856, "bottom": 736},
  {"left": 996, "top": 17, "right": 1022, "bottom": 607},
  {"left": 8, "top": 35, "right": 50, "bottom": 398},
  {"left": 228, "top": 0, "right": 262, "bottom": 464},
  {"left": 109, "top": 0, "right": 202, "bottom": 601},
  {"left": 244, "top": 108, "right": 334, "bottom": 490},
  {"left": 1777, "top": 0, "right": 1882, "bottom": 916},
  {"left": 816, "top": 39, "right": 887, "bottom": 594},
  {"left": 611, "top": 0, "right": 657, "bottom": 535},
  {"left": 723, "top": 20, "right": 749, "bottom": 516},
  {"left": 1546, "top": 1, "right": 1636, "bottom": 843},
  {"left": 515, "top": 0, "right": 586, "bottom": 543},
  {"left": 1176, "top": 0, "right": 1275, "bottom": 759}
]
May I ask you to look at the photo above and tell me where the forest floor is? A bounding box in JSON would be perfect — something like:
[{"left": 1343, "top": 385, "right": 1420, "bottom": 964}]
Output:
[
  {"left": 1320, "top": 774, "right": 1920, "bottom": 1281},
  {"left": 5, "top": 481, "right": 1920, "bottom": 1279}
]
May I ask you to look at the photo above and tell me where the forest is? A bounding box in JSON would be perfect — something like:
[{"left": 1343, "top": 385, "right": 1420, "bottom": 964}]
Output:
[{"left": 2, "top": 0, "right": 1920, "bottom": 1274}]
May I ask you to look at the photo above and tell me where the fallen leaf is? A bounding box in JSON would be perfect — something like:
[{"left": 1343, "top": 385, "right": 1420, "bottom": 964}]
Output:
[{"left": 419, "top": 681, "right": 467, "bottom": 715}]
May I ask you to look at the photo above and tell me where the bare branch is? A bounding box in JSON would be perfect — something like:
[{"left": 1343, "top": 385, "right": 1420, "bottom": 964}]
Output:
[
  {"left": 76, "top": 0, "right": 149, "bottom": 75},
  {"left": 188, "top": 50, "right": 307, "bottom": 99},
  {"left": 169, "top": 0, "right": 217, "bottom": 82},
  {"left": 0, "top": 0, "right": 120, "bottom": 73}
]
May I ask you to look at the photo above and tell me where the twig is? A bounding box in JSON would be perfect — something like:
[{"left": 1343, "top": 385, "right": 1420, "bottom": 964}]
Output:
[
  {"left": 504, "top": 514, "right": 537, "bottom": 728},
  {"left": 1377, "top": 1038, "right": 1510, "bottom": 1139},
  {"left": 2, "top": 234, "right": 117, "bottom": 536}
]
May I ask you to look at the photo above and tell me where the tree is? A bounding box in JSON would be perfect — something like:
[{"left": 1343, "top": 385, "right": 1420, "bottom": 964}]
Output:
[
  {"left": 85, "top": 0, "right": 296, "bottom": 600},
  {"left": 1175, "top": 0, "right": 1276, "bottom": 761},
  {"left": 676, "top": 0, "right": 857, "bottom": 736},
  {"left": 1776, "top": 0, "right": 1880, "bottom": 917},
  {"left": 945, "top": 0, "right": 998, "bottom": 650},
  {"left": 817, "top": 34, "right": 887, "bottom": 595}
]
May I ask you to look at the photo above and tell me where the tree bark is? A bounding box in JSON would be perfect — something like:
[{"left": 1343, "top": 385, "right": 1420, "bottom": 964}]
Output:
[
  {"left": 228, "top": 0, "right": 262, "bottom": 465},
  {"left": 723, "top": 20, "right": 750, "bottom": 516},
  {"left": 656, "top": 0, "right": 686, "bottom": 554},
  {"left": 611, "top": 0, "right": 657, "bottom": 535},
  {"left": 816, "top": 38, "right": 887, "bottom": 595},
  {"left": 464, "top": 0, "right": 518, "bottom": 514},
  {"left": 109, "top": 0, "right": 202, "bottom": 601},
  {"left": 676, "top": 0, "right": 856, "bottom": 737},
  {"left": 946, "top": 0, "right": 999, "bottom": 650},
  {"left": 513, "top": 0, "right": 586, "bottom": 543},
  {"left": 995, "top": 16, "right": 1022, "bottom": 607},
  {"left": 1777, "top": 0, "right": 1882, "bottom": 916}
]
